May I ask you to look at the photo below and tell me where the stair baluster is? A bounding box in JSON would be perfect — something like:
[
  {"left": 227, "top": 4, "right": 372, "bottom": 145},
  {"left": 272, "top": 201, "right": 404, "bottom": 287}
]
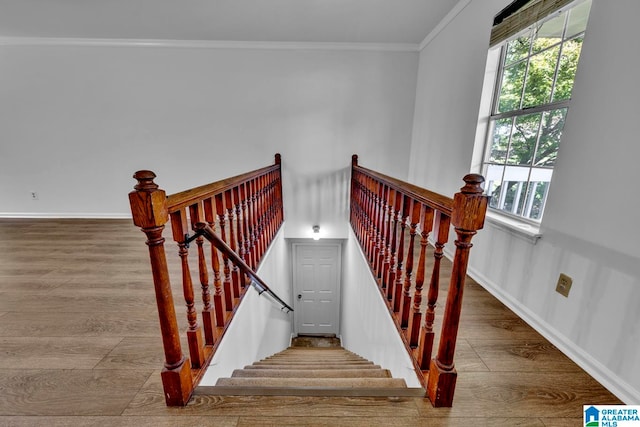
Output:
[
  {"left": 392, "top": 192, "right": 408, "bottom": 313},
  {"left": 130, "top": 155, "right": 284, "bottom": 407},
  {"left": 400, "top": 199, "right": 421, "bottom": 332},
  {"left": 170, "top": 209, "right": 206, "bottom": 368},
  {"left": 386, "top": 189, "right": 401, "bottom": 303},
  {"left": 215, "top": 193, "right": 234, "bottom": 311},
  {"left": 239, "top": 183, "right": 252, "bottom": 268},
  {"left": 350, "top": 156, "right": 487, "bottom": 407},
  {"left": 224, "top": 189, "right": 241, "bottom": 298},
  {"left": 189, "top": 202, "right": 216, "bottom": 346},
  {"left": 203, "top": 198, "right": 226, "bottom": 327}
]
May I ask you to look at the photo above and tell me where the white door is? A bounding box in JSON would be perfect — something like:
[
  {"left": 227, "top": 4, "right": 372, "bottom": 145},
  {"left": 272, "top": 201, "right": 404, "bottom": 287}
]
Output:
[{"left": 293, "top": 243, "right": 341, "bottom": 335}]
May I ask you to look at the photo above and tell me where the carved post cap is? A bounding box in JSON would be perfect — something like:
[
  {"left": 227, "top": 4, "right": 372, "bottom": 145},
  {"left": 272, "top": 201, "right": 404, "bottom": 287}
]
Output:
[
  {"left": 352, "top": 154, "right": 359, "bottom": 166},
  {"left": 460, "top": 174, "right": 485, "bottom": 194},
  {"left": 452, "top": 174, "right": 488, "bottom": 231},
  {"left": 275, "top": 153, "right": 281, "bottom": 165},
  {"left": 129, "top": 170, "right": 168, "bottom": 229},
  {"left": 133, "top": 170, "right": 159, "bottom": 192}
]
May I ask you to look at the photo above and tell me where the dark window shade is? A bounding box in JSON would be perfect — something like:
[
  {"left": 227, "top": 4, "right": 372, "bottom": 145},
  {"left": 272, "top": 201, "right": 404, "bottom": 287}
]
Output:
[{"left": 490, "top": 0, "right": 576, "bottom": 46}]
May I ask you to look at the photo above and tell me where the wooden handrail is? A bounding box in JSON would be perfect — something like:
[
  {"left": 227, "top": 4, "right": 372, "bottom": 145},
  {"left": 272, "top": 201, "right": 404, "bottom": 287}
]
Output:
[
  {"left": 349, "top": 154, "right": 487, "bottom": 407},
  {"left": 167, "top": 159, "right": 281, "bottom": 213},
  {"left": 193, "top": 222, "right": 293, "bottom": 313},
  {"left": 352, "top": 162, "right": 454, "bottom": 216},
  {"left": 129, "top": 154, "right": 284, "bottom": 406}
]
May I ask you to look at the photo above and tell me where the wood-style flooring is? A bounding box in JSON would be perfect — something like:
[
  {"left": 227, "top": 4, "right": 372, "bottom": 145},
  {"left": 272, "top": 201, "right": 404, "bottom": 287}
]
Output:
[{"left": 0, "top": 219, "right": 621, "bottom": 426}]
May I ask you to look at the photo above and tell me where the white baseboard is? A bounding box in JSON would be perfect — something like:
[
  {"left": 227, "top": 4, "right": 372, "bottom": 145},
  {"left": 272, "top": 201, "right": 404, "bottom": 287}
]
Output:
[
  {"left": 0, "top": 212, "right": 132, "bottom": 219},
  {"left": 447, "top": 243, "right": 640, "bottom": 404}
]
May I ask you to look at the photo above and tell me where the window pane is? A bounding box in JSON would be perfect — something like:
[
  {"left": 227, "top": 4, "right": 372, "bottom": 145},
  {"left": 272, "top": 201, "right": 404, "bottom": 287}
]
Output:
[
  {"left": 566, "top": 0, "right": 591, "bottom": 38},
  {"left": 507, "top": 113, "right": 541, "bottom": 165},
  {"left": 498, "top": 61, "right": 526, "bottom": 112},
  {"left": 485, "top": 165, "right": 504, "bottom": 209},
  {"left": 526, "top": 181, "right": 550, "bottom": 220},
  {"left": 489, "top": 117, "right": 512, "bottom": 163},
  {"left": 532, "top": 12, "right": 566, "bottom": 52},
  {"left": 505, "top": 33, "right": 531, "bottom": 65},
  {"left": 552, "top": 36, "right": 583, "bottom": 102},
  {"left": 522, "top": 45, "right": 560, "bottom": 108},
  {"left": 534, "top": 108, "right": 567, "bottom": 166},
  {"left": 502, "top": 181, "right": 528, "bottom": 215},
  {"left": 482, "top": 0, "right": 590, "bottom": 222}
]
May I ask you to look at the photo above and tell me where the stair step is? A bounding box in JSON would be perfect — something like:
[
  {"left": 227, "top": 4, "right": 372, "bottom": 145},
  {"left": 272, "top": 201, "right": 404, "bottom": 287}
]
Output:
[
  {"left": 198, "top": 343, "right": 422, "bottom": 398},
  {"left": 196, "top": 385, "right": 426, "bottom": 397},
  {"left": 215, "top": 377, "right": 408, "bottom": 388},
  {"left": 242, "top": 364, "right": 383, "bottom": 370},
  {"left": 253, "top": 360, "right": 374, "bottom": 366},
  {"left": 230, "top": 368, "right": 392, "bottom": 378}
]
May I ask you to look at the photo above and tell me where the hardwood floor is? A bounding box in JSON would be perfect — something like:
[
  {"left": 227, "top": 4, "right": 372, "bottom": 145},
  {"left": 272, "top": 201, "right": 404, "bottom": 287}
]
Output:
[{"left": 0, "top": 219, "right": 621, "bottom": 426}]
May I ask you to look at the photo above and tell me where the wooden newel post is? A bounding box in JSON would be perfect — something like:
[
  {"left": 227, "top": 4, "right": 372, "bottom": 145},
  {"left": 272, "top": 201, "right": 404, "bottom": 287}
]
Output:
[
  {"left": 129, "top": 170, "right": 193, "bottom": 406},
  {"left": 427, "top": 174, "right": 487, "bottom": 407}
]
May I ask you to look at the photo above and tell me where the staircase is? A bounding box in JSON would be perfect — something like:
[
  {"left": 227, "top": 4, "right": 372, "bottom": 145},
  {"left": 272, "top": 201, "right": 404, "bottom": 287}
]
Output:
[{"left": 196, "top": 337, "right": 424, "bottom": 397}]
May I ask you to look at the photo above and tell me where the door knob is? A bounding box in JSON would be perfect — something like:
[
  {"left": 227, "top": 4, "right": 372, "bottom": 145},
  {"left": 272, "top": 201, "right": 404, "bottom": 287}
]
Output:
[{"left": 297, "top": 294, "right": 302, "bottom": 300}]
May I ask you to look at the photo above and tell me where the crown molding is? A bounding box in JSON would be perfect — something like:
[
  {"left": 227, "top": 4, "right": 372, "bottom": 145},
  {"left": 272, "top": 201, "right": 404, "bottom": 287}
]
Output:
[
  {"left": 0, "top": 37, "right": 419, "bottom": 52},
  {"left": 419, "top": 0, "right": 473, "bottom": 51}
]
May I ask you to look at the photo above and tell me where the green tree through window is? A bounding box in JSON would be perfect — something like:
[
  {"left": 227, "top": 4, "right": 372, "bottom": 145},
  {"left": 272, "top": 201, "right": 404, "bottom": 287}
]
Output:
[{"left": 483, "top": 0, "right": 591, "bottom": 221}]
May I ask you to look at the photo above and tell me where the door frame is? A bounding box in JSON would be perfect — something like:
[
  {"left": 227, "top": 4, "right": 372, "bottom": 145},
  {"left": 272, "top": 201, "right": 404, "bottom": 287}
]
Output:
[{"left": 290, "top": 239, "right": 344, "bottom": 336}]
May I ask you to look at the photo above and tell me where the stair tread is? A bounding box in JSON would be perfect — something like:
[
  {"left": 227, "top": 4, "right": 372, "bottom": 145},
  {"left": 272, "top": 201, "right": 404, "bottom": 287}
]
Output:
[
  {"left": 202, "top": 344, "right": 413, "bottom": 397},
  {"left": 231, "top": 368, "right": 392, "bottom": 378},
  {"left": 243, "top": 364, "right": 383, "bottom": 370},
  {"left": 196, "top": 385, "right": 425, "bottom": 397},
  {"left": 215, "top": 377, "right": 407, "bottom": 388},
  {"left": 253, "top": 360, "right": 374, "bottom": 365}
]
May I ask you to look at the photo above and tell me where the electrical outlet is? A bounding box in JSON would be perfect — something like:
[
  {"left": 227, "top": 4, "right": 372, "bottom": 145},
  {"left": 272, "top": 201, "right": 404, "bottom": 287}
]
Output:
[
  {"left": 556, "top": 273, "right": 572, "bottom": 297},
  {"left": 31, "top": 191, "right": 38, "bottom": 200}
]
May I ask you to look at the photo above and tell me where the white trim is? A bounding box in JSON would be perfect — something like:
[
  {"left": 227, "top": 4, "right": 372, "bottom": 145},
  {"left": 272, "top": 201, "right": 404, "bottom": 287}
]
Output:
[
  {"left": 419, "top": 0, "right": 473, "bottom": 51},
  {"left": 0, "top": 37, "right": 419, "bottom": 52},
  {"left": 0, "top": 212, "right": 132, "bottom": 219},
  {"left": 485, "top": 210, "right": 543, "bottom": 244},
  {"left": 292, "top": 241, "right": 342, "bottom": 336},
  {"left": 446, "top": 244, "right": 640, "bottom": 404}
]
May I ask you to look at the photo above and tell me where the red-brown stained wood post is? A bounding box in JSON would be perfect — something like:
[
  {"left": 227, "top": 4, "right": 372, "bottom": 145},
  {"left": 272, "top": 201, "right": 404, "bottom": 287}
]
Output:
[
  {"left": 215, "top": 193, "right": 234, "bottom": 311},
  {"left": 413, "top": 204, "right": 434, "bottom": 365},
  {"left": 189, "top": 203, "right": 215, "bottom": 346},
  {"left": 401, "top": 199, "right": 421, "bottom": 332},
  {"left": 417, "top": 209, "right": 446, "bottom": 368},
  {"left": 427, "top": 174, "right": 487, "bottom": 407},
  {"left": 351, "top": 155, "right": 359, "bottom": 237},
  {"left": 129, "top": 171, "right": 193, "bottom": 406},
  {"left": 239, "top": 183, "right": 251, "bottom": 268},
  {"left": 373, "top": 182, "right": 382, "bottom": 273},
  {"left": 224, "top": 189, "right": 240, "bottom": 298},
  {"left": 275, "top": 153, "right": 284, "bottom": 227},
  {"left": 203, "top": 198, "right": 225, "bottom": 328},
  {"left": 389, "top": 191, "right": 406, "bottom": 313},
  {"left": 366, "top": 176, "right": 377, "bottom": 263},
  {"left": 170, "top": 209, "right": 205, "bottom": 369},
  {"left": 382, "top": 188, "right": 394, "bottom": 295}
]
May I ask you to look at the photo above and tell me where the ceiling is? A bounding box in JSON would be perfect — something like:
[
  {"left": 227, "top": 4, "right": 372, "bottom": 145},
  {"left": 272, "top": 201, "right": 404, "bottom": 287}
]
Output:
[{"left": 0, "top": 0, "right": 461, "bottom": 45}]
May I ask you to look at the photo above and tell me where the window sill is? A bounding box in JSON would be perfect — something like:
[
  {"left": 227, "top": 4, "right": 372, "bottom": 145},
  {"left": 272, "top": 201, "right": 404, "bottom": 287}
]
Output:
[{"left": 484, "top": 210, "right": 543, "bottom": 244}]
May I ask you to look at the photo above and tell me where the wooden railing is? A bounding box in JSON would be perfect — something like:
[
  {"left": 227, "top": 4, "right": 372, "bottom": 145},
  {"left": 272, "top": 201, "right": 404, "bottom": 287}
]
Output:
[
  {"left": 128, "top": 154, "right": 284, "bottom": 406},
  {"left": 349, "top": 155, "right": 487, "bottom": 407}
]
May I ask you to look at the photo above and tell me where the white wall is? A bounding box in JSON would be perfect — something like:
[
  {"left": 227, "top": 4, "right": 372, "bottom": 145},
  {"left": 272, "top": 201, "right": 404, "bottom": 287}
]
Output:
[
  {"left": 341, "top": 227, "right": 422, "bottom": 388},
  {"left": 409, "top": 0, "right": 640, "bottom": 403},
  {"left": 0, "top": 42, "right": 417, "bottom": 236},
  {"left": 199, "top": 226, "right": 292, "bottom": 385}
]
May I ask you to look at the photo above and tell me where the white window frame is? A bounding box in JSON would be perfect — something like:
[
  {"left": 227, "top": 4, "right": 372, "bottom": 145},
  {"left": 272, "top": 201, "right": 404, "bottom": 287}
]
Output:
[{"left": 475, "top": 0, "right": 591, "bottom": 237}]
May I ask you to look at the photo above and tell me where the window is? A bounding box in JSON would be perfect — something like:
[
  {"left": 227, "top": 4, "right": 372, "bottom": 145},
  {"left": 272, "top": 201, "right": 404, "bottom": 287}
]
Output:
[{"left": 482, "top": 0, "right": 591, "bottom": 222}]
